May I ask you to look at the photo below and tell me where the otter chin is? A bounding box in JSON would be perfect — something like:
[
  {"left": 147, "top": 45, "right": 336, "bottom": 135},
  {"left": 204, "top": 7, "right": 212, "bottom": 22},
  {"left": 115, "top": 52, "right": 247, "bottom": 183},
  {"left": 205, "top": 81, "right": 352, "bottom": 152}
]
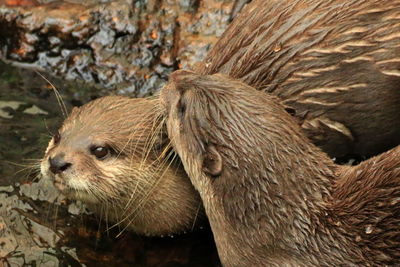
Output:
[
  {"left": 41, "top": 96, "right": 203, "bottom": 236},
  {"left": 161, "top": 70, "right": 400, "bottom": 266}
]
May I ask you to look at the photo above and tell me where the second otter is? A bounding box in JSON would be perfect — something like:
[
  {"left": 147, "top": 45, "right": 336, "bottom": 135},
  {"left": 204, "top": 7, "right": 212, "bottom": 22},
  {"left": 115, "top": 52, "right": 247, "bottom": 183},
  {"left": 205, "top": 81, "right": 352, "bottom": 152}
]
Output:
[{"left": 161, "top": 70, "right": 400, "bottom": 266}]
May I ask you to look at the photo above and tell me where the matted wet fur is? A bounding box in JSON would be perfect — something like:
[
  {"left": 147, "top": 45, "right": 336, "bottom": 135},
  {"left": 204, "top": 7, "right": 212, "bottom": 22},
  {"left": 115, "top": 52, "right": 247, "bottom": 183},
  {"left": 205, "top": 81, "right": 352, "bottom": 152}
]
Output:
[
  {"left": 41, "top": 96, "right": 202, "bottom": 236},
  {"left": 161, "top": 70, "right": 400, "bottom": 266},
  {"left": 197, "top": 0, "right": 400, "bottom": 158},
  {"left": 42, "top": 0, "right": 400, "bottom": 237}
]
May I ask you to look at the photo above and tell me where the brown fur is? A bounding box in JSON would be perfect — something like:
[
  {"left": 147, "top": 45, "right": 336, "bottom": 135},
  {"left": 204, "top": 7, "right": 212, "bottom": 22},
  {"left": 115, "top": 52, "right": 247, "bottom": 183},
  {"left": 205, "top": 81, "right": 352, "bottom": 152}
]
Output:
[
  {"left": 42, "top": 0, "right": 400, "bottom": 236},
  {"left": 41, "top": 96, "right": 203, "bottom": 236},
  {"left": 162, "top": 70, "right": 400, "bottom": 266},
  {"left": 197, "top": 0, "right": 400, "bottom": 158}
]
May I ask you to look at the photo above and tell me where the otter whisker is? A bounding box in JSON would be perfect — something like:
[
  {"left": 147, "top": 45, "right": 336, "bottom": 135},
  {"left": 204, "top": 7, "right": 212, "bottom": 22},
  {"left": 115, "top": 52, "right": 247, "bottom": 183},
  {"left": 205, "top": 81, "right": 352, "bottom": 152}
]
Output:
[
  {"left": 191, "top": 201, "right": 202, "bottom": 232},
  {"left": 7, "top": 159, "right": 42, "bottom": 182},
  {"left": 119, "top": 168, "right": 154, "bottom": 215},
  {"left": 103, "top": 201, "right": 111, "bottom": 235},
  {"left": 122, "top": 101, "right": 161, "bottom": 158},
  {"left": 136, "top": 112, "right": 163, "bottom": 159},
  {"left": 96, "top": 203, "right": 105, "bottom": 240},
  {"left": 5, "top": 159, "right": 41, "bottom": 168},
  {"left": 11, "top": 164, "right": 40, "bottom": 176},
  {"left": 122, "top": 179, "right": 141, "bottom": 213},
  {"left": 113, "top": 167, "right": 162, "bottom": 230},
  {"left": 35, "top": 71, "right": 68, "bottom": 118},
  {"left": 31, "top": 172, "right": 42, "bottom": 183},
  {"left": 116, "top": 152, "right": 179, "bottom": 235},
  {"left": 139, "top": 115, "right": 167, "bottom": 169},
  {"left": 41, "top": 95, "right": 202, "bottom": 236},
  {"left": 136, "top": 104, "right": 165, "bottom": 166}
]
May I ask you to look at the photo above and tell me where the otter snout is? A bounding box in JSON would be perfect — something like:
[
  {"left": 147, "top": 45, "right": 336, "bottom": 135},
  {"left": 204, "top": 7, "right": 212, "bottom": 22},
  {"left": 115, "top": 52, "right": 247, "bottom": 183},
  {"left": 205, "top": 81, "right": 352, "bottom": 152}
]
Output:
[{"left": 49, "top": 153, "right": 72, "bottom": 174}]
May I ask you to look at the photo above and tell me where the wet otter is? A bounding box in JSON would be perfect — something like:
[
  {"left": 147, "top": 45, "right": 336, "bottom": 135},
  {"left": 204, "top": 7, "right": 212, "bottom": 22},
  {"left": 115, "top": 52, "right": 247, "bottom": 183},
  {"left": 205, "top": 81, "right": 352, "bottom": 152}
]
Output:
[
  {"left": 41, "top": 0, "right": 400, "bottom": 236},
  {"left": 161, "top": 70, "right": 400, "bottom": 266},
  {"left": 198, "top": 0, "right": 400, "bottom": 158},
  {"left": 40, "top": 96, "right": 203, "bottom": 236}
]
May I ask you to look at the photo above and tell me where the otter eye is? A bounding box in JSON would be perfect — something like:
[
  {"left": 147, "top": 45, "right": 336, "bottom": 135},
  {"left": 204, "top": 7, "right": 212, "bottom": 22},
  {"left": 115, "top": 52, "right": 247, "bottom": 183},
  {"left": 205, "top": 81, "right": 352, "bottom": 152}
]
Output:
[
  {"left": 53, "top": 131, "right": 61, "bottom": 144},
  {"left": 91, "top": 146, "right": 110, "bottom": 159}
]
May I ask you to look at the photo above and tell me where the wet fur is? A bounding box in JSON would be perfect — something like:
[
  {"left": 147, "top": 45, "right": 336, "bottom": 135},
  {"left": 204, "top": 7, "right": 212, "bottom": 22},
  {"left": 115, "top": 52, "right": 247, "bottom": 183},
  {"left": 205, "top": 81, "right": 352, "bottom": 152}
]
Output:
[
  {"left": 42, "top": 0, "right": 400, "bottom": 237},
  {"left": 41, "top": 96, "right": 202, "bottom": 236},
  {"left": 197, "top": 0, "right": 400, "bottom": 158},
  {"left": 162, "top": 71, "right": 400, "bottom": 266}
]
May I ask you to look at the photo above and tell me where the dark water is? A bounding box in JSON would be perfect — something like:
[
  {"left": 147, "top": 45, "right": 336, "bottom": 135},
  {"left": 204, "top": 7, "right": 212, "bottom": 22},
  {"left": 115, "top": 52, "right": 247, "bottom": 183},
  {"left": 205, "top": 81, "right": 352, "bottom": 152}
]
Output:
[{"left": 0, "top": 61, "right": 219, "bottom": 266}]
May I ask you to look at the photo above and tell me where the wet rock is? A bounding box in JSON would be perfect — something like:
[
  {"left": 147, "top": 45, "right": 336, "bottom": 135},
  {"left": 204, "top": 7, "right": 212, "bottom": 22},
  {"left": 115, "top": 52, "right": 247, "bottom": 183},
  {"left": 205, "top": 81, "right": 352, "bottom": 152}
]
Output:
[
  {"left": 19, "top": 178, "right": 64, "bottom": 203},
  {"left": 0, "top": 191, "right": 81, "bottom": 266},
  {"left": 0, "top": 0, "right": 234, "bottom": 96},
  {"left": 0, "top": 100, "right": 48, "bottom": 119},
  {"left": 67, "top": 201, "right": 88, "bottom": 215},
  {"left": 0, "top": 185, "right": 14, "bottom": 192},
  {"left": 0, "top": 216, "right": 18, "bottom": 258}
]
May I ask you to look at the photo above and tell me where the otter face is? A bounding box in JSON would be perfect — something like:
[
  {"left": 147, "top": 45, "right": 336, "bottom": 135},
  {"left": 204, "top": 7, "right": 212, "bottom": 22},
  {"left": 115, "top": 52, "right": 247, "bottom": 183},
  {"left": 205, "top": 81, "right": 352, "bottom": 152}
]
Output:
[
  {"left": 41, "top": 120, "right": 129, "bottom": 204},
  {"left": 41, "top": 95, "right": 203, "bottom": 236},
  {"left": 161, "top": 70, "right": 291, "bottom": 193}
]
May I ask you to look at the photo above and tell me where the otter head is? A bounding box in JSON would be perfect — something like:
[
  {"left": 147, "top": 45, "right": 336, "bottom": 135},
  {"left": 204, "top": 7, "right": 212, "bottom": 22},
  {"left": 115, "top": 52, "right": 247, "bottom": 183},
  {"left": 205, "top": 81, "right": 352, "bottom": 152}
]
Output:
[
  {"left": 160, "top": 70, "right": 268, "bottom": 193},
  {"left": 41, "top": 95, "right": 203, "bottom": 236},
  {"left": 160, "top": 70, "right": 327, "bottom": 197}
]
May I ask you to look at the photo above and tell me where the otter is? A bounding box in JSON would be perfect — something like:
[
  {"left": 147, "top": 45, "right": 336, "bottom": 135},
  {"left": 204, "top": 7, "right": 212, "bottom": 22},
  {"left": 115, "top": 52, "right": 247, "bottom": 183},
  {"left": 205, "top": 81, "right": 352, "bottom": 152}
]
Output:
[
  {"left": 161, "top": 70, "right": 400, "bottom": 266},
  {"left": 41, "top": 0, "right": 400, "bottom": 236},
  {"left": 41, "top": 96, "right": 203, "bottom": 236},
  {"left": 198, "top": 0, "right": 400, "bottom": 158}
]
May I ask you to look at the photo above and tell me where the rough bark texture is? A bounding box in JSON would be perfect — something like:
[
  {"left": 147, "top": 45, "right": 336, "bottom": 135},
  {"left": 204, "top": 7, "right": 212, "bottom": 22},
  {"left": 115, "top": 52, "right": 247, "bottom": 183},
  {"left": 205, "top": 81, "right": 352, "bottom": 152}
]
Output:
[{"left": 0, "top": 0, "right": 234, "bottom": 96}]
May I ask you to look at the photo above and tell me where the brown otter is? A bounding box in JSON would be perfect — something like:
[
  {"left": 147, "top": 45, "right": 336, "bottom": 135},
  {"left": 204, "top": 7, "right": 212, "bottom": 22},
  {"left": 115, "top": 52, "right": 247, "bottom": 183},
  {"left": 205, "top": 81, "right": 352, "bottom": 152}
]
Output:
[
  {"left": 41, "top": 0, "right": 400, "bottom": 237},
  {"left": 41, "top": 96, "right": 203, "bottom": 236},
  {"left": 161, "top": 70, "right": 400, "bottom": 266},
  {"left": 198, "top": 0, "right": 400, "bottom": 158}
]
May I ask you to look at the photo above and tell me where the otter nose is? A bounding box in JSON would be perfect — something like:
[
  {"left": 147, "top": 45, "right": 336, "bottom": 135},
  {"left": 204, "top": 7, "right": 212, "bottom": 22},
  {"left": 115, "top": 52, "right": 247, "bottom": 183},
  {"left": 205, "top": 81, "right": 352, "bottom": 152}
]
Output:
[{"left": 49, "top": 153, "right": 72, "bottom": 174}]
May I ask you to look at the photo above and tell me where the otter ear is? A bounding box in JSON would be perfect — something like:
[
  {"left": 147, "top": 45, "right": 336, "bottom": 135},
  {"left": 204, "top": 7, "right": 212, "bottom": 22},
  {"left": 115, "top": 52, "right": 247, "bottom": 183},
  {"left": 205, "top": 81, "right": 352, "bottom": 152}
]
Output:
[
  {"left": 170, "top": 70, "right": 197, "bottom": 94},
  {"left": 202, "top": 145, "right": 223, "bottom": 177}
]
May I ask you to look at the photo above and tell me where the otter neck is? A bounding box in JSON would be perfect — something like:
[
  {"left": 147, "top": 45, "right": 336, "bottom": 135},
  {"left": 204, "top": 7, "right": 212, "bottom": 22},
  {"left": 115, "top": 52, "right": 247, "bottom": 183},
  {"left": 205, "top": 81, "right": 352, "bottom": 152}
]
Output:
[{"left": 196, "top": 132, "right": 360, "bottom": 265}]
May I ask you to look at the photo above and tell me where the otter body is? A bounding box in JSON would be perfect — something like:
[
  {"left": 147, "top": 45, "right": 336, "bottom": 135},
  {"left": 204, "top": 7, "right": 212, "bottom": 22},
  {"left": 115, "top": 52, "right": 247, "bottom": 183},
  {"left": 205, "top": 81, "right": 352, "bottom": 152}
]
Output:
[
  {"left": 41, "top": 0, "right": 400, "bottom": 236},
  {"left": 161, "top": 70, "right": 400, "bottom": 266},
  {"left": 199, "top": 0, "right": 400, "bottom": 158}
]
